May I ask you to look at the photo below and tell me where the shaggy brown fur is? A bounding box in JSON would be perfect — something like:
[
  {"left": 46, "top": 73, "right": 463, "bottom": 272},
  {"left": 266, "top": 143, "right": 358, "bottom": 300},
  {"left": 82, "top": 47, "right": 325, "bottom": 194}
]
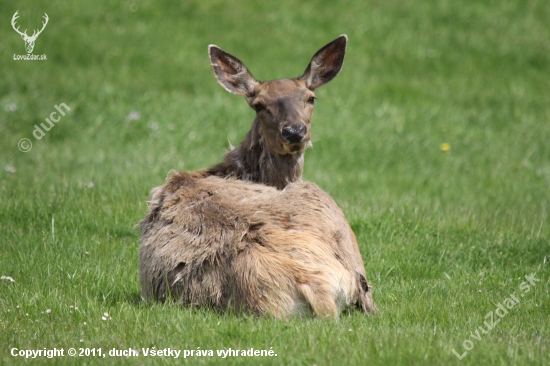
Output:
[
  {"left": 194, "top": 35, "right": 348, "bottom": 189},
  {"left": 139, "top": 172, "right": 377, "bottom": 318}
]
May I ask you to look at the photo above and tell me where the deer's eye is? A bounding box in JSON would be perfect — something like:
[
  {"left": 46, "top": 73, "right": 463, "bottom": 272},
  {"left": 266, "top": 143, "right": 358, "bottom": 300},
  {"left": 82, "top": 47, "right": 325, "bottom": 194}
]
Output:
[
  {"left": 253, "top": 103, "right": 267, "bottom": 113},
  {"left": 307, "top": 96, "right": 316, "bottom": 105}
]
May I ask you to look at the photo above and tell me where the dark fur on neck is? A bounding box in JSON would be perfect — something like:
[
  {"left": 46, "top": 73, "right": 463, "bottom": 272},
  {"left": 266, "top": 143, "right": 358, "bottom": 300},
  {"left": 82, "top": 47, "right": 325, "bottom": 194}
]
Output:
[{"left": 196, "top": 119, "right": 304, "bottom": 190}]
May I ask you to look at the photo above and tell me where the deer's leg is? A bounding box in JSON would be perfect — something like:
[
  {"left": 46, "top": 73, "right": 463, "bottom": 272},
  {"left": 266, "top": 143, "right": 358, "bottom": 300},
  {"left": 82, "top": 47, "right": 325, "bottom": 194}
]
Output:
[{"left": 298, "top": 283, "right": 338, "bottom": 318}]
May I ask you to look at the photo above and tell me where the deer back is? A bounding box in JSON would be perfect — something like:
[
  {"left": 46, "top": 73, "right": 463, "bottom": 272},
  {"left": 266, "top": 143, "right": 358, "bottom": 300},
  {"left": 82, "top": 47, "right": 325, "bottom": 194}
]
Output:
[{"left": 139, "top": 172, "right": 377, "bottom": 317}]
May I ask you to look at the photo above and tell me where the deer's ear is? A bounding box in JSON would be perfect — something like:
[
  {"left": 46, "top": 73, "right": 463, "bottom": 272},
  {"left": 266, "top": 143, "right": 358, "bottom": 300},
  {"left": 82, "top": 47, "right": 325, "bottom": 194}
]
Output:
[
  {"left": 300, "top": 35, "right": 347, "bottom": 90},
  {"left": 209, "top": 45, "right": 258, "bottom": 97}
]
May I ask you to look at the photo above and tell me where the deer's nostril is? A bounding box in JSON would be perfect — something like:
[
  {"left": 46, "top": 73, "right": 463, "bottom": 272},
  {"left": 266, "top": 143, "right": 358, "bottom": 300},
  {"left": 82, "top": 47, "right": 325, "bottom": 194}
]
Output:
[{"left": 282, "top": 125, "right": 306, "bottom": 143}]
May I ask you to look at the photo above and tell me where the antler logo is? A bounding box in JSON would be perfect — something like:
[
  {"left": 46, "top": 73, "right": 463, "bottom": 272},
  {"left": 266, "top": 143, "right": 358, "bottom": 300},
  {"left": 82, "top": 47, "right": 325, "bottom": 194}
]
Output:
[{"left": 11, "top": 11, "right": 49, "bottom": 54}]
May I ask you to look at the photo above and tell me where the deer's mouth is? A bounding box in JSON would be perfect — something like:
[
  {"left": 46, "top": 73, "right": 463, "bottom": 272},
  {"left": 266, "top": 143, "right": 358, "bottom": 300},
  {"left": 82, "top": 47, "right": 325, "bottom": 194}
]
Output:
[{"left": 282, "top": 142, "right": 308, "bottom": 154}]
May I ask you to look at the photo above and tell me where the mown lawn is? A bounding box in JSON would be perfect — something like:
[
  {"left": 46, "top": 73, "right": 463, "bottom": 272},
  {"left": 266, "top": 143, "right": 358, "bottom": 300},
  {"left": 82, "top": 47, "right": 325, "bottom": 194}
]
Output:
[{"left": 1, "top": 0, "right": 549, "bottom": 364}]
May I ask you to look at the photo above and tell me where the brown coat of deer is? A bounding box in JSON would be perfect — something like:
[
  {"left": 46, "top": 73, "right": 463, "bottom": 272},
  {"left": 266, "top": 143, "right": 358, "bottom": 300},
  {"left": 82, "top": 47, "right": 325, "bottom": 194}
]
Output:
[
  {"left": 139, "top": 36, "right": 378, "bottom": 318},
  {"left": 139, "top": 172, "right": 378, "bottom": 318},
  {"left": 194, "top": 35, "right": 348, "bottom": 189}
]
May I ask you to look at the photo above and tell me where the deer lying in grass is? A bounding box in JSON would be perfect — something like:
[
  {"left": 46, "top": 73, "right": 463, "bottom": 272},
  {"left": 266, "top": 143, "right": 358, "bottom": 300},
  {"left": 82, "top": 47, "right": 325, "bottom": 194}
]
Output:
[
  {"left": 139, "top": 172, "right": 378, "bottom": 318},
  {"left": 194, "top": 35, "right": 348, "bottom": 189},
  {"left": 139, "top": 36, "right": 377, "bottom": 317}
]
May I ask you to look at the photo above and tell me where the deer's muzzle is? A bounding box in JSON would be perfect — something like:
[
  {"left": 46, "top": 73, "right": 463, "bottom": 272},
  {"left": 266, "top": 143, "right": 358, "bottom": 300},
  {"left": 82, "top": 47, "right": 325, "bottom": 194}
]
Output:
[{"left": 282, "top": 124, "right": 307, "bottom": 143}]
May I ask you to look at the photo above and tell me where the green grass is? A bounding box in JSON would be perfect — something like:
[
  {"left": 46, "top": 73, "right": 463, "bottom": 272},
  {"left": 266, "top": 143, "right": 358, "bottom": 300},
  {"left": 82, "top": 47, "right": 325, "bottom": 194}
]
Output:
[{"left": 1, "top": 0, "right": 549, "bottom": 364}]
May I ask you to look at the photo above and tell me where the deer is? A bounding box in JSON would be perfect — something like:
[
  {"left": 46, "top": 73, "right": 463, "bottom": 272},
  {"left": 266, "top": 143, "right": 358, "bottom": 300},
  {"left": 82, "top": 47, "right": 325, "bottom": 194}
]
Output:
[
  {"left": 11, "top": 11, "right": 49, "bottom": 54},
  {"left": 193, "top": 35, "right": 348, "bottom": 189},
  {"left": 139, "top": 172, "right": 378, "bottom": 318},
  {"left": 138, "top": 35, "right": 378, "bottom": 318}
]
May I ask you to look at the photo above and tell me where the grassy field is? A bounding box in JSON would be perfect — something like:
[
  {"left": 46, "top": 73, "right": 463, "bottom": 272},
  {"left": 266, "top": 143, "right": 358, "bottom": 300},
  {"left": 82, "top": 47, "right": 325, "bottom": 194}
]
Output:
[{"left": 1, "top": 0, "right": 549, "bottom": 364}]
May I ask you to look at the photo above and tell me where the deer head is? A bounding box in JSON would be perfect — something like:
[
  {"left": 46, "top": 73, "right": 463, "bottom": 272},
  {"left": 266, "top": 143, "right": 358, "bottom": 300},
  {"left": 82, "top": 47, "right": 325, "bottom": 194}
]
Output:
[
  {"left": 11, "top": 11, "right": 49, "bottom": 54},
  {"left": 208, "top": 35, "right": 347, "bottom": 157}
]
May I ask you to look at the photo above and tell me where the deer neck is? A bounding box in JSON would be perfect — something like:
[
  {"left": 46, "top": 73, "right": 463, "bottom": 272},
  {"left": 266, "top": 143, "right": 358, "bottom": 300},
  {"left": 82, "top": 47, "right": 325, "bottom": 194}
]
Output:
[
  {"left": 222, "top": 118, "right": 305, "bottom": 189},
  {"left": 257, "top": 145, "right": 304, "bottom": 190}
]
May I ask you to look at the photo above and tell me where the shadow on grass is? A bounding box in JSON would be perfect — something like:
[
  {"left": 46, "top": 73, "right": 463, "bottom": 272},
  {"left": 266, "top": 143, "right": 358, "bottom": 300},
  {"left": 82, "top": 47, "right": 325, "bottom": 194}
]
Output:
[{"left": 97, "top": 289, "right": 143, "bottom": 307}]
